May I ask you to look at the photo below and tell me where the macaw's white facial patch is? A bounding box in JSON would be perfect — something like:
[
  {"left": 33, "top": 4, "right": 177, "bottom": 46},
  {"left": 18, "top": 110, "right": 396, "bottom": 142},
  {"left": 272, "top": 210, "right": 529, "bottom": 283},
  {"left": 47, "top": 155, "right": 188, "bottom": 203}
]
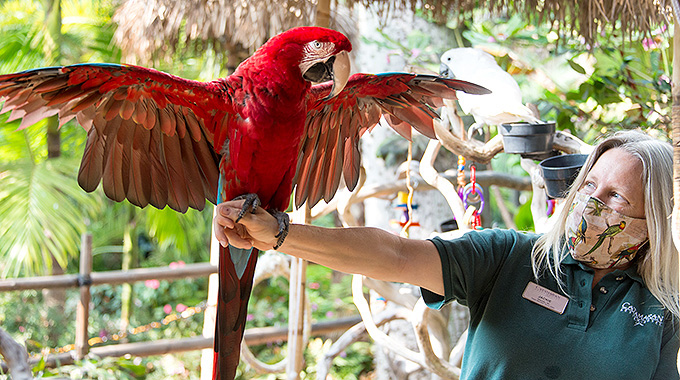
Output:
[{"left": 299, "top": 40, "right": 336, "bottom": 77}]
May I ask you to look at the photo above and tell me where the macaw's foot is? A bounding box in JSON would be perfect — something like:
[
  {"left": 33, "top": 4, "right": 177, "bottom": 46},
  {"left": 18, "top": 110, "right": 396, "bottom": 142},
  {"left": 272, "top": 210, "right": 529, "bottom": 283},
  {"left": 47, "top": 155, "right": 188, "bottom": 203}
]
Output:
[
  {"left": 231, "top": 193, "right": 261, "bottom": 222},
  {"left": 268, "top": 210, "right": 290, "bottom": 250}
]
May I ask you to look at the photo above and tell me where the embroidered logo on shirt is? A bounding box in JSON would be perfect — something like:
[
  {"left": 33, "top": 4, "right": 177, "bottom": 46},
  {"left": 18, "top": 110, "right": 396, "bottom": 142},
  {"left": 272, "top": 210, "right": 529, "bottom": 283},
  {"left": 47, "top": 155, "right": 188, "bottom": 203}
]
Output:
[{"left": 619, "top": 302, "right": 664, "bottom": 326}]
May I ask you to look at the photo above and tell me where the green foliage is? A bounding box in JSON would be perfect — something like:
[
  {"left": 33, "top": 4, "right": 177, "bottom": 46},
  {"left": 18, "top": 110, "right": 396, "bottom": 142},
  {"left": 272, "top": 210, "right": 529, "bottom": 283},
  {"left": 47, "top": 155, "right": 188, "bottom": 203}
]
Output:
[
  {"left": 361, "top": 25, "right": 459, "bottom": 72},
  {"left": 247, "top": 265, "right": 356, "bottom": 329},
  {"left": 375, "top": 134, "right": 430, "bottom": 168},
  {"left": 513, "top": 195, "right": 536, "bottom": 232},
  {"left": 462, "top": 15, "right": 671, "bottom": 138},
  {"left": 550, "top": 43, "right": 671, "bottom": 135},
  {"left": 0, "top": 0, "right": 121, "bottom": 70},
  {"left": 0, "top": 155, "right": 103, "bottom": 277},
  {"left": 0, "top": 290, "right": 73, "bottom": 351},
  {"left": 0, "top": 0, "right": 212, "bottom": 276},
  {"left": 142, "top": 206, "right": 213, "bottom": 264},
  {"left": 0, "top": 275, "right": 207, "bottom": 356},
  {"left": 42, "top": 356, "right": 148, "bottom": 379},
  {"left": 445, "top": 15, "right": 672, "bottom": 231},
  {"left": 0, "top": 0, "right": 125, "bottom": 279},
  {"left": 0, "top": 1, "right": 45, "bottom": 72},
  {"left": 0, "top": 3, "right": 217, "bottom": 376},
  {"left": 237, "top": 265, "right": 368, "bottom": 379},
  {"left": 321, "top": 341, "right": 374, "bottom": 380}
]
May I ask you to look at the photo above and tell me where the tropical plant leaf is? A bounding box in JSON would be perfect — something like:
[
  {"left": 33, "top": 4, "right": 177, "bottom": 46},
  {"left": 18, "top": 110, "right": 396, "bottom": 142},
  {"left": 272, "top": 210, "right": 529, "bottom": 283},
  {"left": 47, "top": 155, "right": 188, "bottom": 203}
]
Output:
[
  {"left": 143, "top": 205, "right": 213, "bottom": 263},
  {"left": 567, "top": 58, "right": 586, "bottom": 74},
  {"left": 0, "top": 158, "right": 103, "bottom": 277}
]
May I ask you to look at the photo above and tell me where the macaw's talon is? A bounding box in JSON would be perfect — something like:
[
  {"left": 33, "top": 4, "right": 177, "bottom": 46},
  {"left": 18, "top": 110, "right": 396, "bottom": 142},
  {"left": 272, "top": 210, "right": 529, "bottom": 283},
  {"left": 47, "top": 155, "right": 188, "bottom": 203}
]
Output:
[
  {"left": 232, "top": 193, "right": 261, "bottom": 222},
  {"left": 268, "top": 210, "right": 290, "bottom": 250}
]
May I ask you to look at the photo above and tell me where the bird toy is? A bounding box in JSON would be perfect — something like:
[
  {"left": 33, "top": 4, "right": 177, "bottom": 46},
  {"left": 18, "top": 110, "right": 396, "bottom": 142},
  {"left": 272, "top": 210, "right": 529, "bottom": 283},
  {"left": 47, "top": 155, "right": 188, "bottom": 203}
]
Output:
[
  {"left": 546, "top": 198, "right": 556, "bottom": 216},
  {"left": 463, "top": 165, "right": 484, "bottom": 229},
  {"left": 457, "top": 155, "right": 467, "bottom": 199},
  {"left": 393, "top": 190, "right": 420, "bottom": 237}
]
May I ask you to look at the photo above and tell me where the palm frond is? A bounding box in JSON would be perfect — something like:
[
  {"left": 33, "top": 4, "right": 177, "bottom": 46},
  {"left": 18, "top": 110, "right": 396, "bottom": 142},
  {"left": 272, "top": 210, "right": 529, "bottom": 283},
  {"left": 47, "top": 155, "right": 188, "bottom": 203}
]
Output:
[{"left": 0, "top": 158, "right": 103, "bottom": 277}]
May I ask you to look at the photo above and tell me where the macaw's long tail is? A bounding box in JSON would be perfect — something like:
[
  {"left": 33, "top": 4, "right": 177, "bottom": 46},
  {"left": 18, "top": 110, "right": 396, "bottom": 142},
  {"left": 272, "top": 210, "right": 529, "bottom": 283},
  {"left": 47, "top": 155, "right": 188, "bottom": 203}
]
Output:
[{"left": 212, "top": 244, "right": 258, "bottom": 380}]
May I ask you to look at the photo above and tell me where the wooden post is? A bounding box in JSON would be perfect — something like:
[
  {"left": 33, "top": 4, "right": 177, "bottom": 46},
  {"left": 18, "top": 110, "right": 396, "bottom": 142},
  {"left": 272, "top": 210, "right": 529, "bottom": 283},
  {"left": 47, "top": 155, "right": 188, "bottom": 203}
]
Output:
[
  {"left": 200, "top": 206, "right": 220, "bottom": 380},
  {"left": 283, "top": 3, "right": 332, "bottom": 378},
  {"left": 672, "top": 19, "right": 680, "bottom": 252},
  {"left": 74, "top": 233, "right": 92, "bottom": 360},
  {"left": 672, "top": 17, "right": 680, "bottom": 371},
  {"left": 286, "top": 206, "right": 310, "bottom": 380},
  {"left": 316, "top": 0, "right": 331, "bottom": 29}
]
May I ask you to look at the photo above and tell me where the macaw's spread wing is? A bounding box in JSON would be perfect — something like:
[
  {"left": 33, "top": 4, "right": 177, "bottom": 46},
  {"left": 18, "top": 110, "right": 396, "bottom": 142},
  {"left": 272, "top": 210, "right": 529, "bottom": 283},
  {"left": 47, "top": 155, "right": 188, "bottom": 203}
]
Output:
[
  {"left": 294, "top": 73, "right": 489, "bottom": 208},
  {"left": 0, "top": 64, "right": 225, "bottom": 213}
]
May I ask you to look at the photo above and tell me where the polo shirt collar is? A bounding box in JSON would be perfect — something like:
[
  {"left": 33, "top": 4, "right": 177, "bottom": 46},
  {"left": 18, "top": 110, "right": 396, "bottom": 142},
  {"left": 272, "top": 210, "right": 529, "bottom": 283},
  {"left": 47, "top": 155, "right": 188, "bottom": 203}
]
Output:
[{"left": 561, "top": 253, "right": 644, "bottom": 285}]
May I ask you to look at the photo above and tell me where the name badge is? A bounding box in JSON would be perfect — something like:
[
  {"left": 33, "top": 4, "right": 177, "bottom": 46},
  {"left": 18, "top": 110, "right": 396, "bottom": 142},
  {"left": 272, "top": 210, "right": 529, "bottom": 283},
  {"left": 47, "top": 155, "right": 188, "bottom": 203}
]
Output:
[{"left": 522, "top": 281, "right": 568, "bottom": 314}]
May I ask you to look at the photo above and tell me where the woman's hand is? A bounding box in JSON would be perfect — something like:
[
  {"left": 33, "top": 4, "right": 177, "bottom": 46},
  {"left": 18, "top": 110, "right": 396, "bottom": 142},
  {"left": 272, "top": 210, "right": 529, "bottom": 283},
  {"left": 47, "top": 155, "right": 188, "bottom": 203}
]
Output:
[{"left": 213, "top": 200, "right": 281, "bottom": 251}]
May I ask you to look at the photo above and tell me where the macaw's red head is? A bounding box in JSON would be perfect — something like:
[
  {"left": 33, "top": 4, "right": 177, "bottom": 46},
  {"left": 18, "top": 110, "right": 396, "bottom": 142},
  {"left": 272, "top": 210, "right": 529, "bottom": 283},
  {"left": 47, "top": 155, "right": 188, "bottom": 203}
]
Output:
[{"left": 253, "top": 26, "right": 352, "bottom": 100}]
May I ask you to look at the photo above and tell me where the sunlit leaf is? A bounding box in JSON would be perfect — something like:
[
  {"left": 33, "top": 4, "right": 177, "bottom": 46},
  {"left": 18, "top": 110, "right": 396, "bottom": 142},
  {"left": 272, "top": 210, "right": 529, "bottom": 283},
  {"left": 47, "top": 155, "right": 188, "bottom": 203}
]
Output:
[
  {"left": 567, "top": 58, "right": 586, "bottom": 74},
  {"left": 0, "top": 158, "right": 103, "bottom": 277}
]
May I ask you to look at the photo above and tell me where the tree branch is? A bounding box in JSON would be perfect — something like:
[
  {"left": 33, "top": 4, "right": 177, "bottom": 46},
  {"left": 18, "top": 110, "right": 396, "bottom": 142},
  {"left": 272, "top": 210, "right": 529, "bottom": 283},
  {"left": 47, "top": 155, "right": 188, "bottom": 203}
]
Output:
[
  {"left": 0, "top": 327, "right": 33, "bottom": 380},
  {"left": 434, "top": 120, "right": 504, "bottom": 164}
]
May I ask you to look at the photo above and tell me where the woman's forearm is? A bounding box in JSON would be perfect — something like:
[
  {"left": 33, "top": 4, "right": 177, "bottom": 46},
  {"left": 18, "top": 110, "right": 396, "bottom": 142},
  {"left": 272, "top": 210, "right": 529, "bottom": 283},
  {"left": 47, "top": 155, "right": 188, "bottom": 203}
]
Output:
[
  {"left": 278, "top": 224, "right": 443, "bottom": 293},
  {"left": 280, "top": 224, "right": 402, "bottom": 279},
  {"left": 214, "top": 200, "right": 444, "bottom": 294}
]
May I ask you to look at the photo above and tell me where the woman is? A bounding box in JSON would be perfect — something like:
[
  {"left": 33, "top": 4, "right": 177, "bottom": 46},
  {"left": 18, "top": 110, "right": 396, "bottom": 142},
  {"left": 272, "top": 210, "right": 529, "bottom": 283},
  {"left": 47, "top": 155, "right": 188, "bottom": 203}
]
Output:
[{"left": 214, "top": 130, "right": 679, "bottom": 379}]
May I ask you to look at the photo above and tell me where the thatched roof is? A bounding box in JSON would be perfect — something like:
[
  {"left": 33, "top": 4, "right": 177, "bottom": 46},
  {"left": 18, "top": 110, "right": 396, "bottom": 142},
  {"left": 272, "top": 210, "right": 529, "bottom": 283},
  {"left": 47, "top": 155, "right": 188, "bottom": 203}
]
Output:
[
  {"left": 112, "top": 0, "right": 354, "bottom": 66},
  {"left": 346, "top": 0, "right": 673, "bottom": 42},
  {"left": 113, "top": 0, "right": 673, "bottom": 66}
]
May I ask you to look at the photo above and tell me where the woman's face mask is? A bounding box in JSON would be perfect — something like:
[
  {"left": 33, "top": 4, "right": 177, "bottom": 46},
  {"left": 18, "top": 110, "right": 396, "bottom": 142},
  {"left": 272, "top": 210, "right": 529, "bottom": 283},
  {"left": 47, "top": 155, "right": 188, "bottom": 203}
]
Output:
[{"left": 565, "top": 192, "right": 648, "bottom": 269}]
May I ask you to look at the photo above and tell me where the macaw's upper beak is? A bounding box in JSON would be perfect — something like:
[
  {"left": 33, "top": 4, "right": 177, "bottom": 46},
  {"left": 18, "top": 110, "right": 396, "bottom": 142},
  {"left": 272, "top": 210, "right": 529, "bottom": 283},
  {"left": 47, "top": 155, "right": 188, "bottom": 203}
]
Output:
[
  {"left": 302, "top": 51, "right": 351, "bottom": 100},
  {"left": 326, "top": 50, "right": 350, "bottom": 100}
]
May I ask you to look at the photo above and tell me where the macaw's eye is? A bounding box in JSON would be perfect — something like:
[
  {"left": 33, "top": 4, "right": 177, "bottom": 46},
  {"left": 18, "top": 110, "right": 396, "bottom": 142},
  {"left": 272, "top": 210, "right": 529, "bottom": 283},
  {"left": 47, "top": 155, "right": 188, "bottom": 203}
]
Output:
[{"left": 313, "top": 41, "right": 322, "bottom": 49}]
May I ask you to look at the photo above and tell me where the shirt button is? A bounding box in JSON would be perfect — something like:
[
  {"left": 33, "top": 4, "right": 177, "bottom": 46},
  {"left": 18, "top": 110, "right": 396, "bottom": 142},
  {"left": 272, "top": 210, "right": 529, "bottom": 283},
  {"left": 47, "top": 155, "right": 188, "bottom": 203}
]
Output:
[
  {"left": 590, "top": 304, "right": 596, "bottom": 312},
  {"left": 599, "top": 286, "right": 608, "bottom": 294},
  {"left": 616, "top": 276, "right": 624, "bottom": 281}
]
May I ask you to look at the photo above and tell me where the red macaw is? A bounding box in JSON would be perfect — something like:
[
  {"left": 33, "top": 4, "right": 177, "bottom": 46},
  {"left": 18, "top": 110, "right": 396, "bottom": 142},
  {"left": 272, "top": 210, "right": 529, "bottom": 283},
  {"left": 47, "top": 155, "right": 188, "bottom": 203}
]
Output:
[{"left": 0, "top": 26, "right": 488, "bottom": 379}]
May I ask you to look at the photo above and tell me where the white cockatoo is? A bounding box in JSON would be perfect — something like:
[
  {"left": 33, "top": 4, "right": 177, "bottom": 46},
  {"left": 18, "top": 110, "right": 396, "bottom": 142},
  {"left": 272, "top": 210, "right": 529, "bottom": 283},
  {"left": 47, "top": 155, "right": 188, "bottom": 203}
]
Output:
[{"left": 439, "top": 48, "right": 541, "bottom": 129}]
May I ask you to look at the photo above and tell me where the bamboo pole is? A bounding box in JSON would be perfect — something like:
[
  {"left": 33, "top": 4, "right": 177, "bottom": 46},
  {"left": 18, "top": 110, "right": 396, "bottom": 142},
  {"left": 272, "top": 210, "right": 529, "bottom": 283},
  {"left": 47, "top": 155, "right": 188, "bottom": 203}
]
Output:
[
  {"left": 1, "top": 316, "right": 362, "bottom": 372},
  {"left": 282, "top": 2, "right": 332, "bottom": 378},
  {"left": 672, "top": 16, "right": 680, "bottom": 372},
  {"left": 673, "top": 17, "right": 680, "bottom": 259},
  {"left": 0, "top": 263, "right": 217, "bottom": 291},
  {"left": 74, "top": 233, "right": 93, "bottom": 360},
  {"left": 316, "top": 0, "right": 331, "bottom": 29},
  {"left": 200, "top": 207, "right": 220, "bottom": 380},
  {"left": 90, "top": 263, "right": 216, "bottom": 285},
  {"left": 120, "top": 210, "right": 140, "bottom": 342},
  {"left": 286, "top": 206, "right": 310, "bottom": 380}
]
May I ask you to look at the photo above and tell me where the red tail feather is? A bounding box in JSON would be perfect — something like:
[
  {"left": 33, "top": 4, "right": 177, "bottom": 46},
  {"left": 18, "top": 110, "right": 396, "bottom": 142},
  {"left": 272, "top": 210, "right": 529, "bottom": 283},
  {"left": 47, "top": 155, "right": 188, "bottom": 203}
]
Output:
[{"left": 212, "top": 245, "right": 259, "bottom": 380}]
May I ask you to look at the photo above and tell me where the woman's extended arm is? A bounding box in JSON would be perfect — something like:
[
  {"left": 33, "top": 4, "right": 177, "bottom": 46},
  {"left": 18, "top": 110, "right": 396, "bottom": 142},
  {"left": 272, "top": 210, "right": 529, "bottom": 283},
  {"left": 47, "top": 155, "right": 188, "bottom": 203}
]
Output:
[{"left": 213, "top": 200, "right": 444, "bottom": 295}]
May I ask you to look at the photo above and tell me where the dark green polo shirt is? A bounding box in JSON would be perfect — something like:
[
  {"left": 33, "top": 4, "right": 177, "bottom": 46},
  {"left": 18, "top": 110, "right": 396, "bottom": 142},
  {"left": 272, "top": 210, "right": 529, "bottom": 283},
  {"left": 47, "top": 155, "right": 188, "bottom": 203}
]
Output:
[{"left": 422, "top": 228, "right": 679, "bottom": 380}]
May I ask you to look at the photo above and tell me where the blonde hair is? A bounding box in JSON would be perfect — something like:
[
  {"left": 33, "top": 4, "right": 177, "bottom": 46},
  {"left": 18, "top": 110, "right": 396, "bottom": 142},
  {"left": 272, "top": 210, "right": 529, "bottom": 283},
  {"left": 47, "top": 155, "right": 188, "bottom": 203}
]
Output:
[{"left": 531, "top": 130, "right": 679, "bottom": 317}]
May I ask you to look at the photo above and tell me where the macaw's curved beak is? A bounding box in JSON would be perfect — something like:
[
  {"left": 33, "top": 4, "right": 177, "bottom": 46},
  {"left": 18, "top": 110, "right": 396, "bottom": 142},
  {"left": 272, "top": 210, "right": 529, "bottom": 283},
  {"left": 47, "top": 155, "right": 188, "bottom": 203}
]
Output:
[
  {"left": 302, "top": 50, "right": 351, "bottom": 100},
  {"left": 326, "top": 50, "right": 350, "bottom": 100}
]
